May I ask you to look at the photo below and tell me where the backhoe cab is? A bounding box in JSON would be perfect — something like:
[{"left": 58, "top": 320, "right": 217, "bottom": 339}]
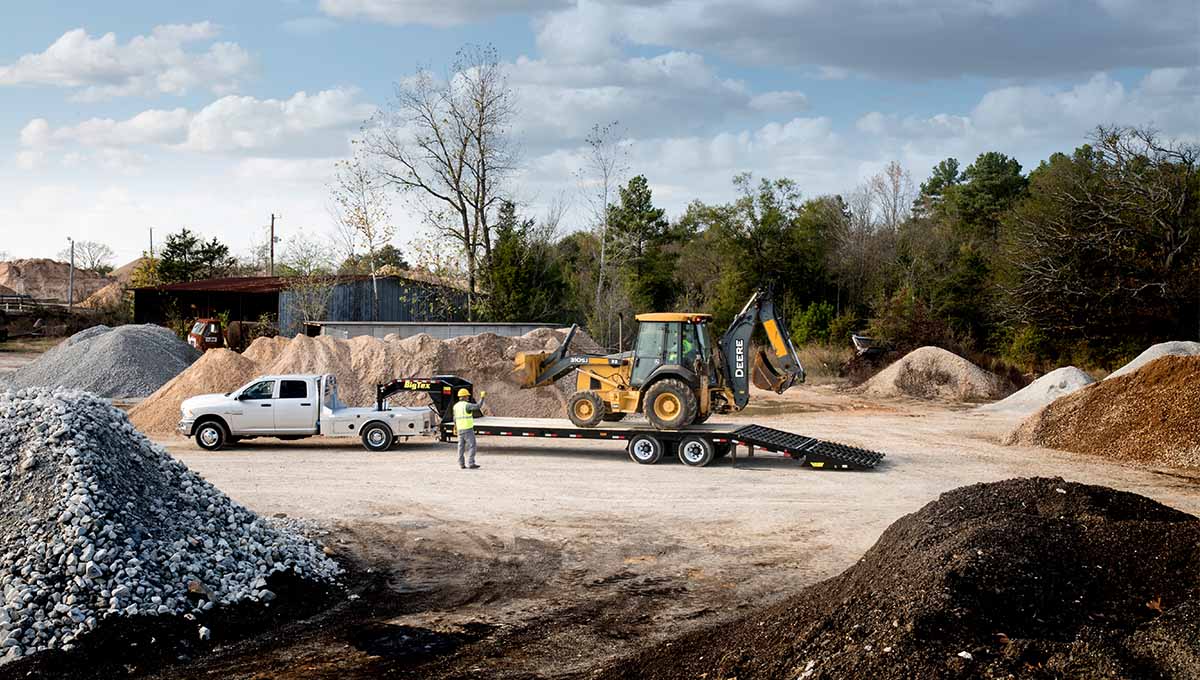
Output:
[{"left": 513, "top": 289, "right": 805, "bottom": 430}]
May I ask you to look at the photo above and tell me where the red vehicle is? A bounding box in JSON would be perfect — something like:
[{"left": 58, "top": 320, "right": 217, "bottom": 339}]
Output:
[{"left": 187, "top": 318, "right": 225, "bottom": 351}]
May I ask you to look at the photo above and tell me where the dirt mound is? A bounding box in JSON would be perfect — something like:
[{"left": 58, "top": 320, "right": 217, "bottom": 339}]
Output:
[
  {"left": 9, "top": 325, "right": 199, "bottom": 398},
  {"left": 133, "top": 328, "right": 596, "bottom": 435},
  {"left": 602, "top": 477, "right": 1200, "bottom": 680},
  {"left": 0, "top": 284, "right": 15, "bottom": 296},
  {"left": 1108, "top": 340, "right": 1200, "bottom": 379},
  {"left": 862, "top": 346, "right": 1006, "bottom": 401},
  {"left": 0, "top": 259, "right": 111, "bottom": 302},
  {"left": 78, "top": 282, "right": 125, "bottom": 310},
  {"left": 976, "top": 366, "right": 1095, "bottom": 415},
  {"left": 0, "top": 388, "right": 340, "bottom": 664},
  {"left": 1007, "top": 355, "right": 1200, "bottom": 468},
  {"left": 128, "top": 349, "right": 260, "bottom": 435},
  {"left": 109, "top": 257, "right": 146, "bottom": 285}
]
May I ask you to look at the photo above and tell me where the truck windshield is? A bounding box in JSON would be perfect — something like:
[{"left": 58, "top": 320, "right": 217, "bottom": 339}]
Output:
[{"left": 191, "top": 322, "right": 205, "bottom": 334}]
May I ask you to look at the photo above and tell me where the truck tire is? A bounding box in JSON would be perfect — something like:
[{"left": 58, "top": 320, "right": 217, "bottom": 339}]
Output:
[
  {"left": 361, "top": 422, "right": 394, "bottom": 452},
  {"left": 194, "top": 420, "right": 228, "bottom": 451},
  {"left": 643, "top": 378, "right": 698, "bottom": 430},
  {"left": 678, "top": 436, "right": 714, "bottom": 467},
  {"left": 628, "top": 434, "right": 664, "bottom": 465},
  {"left": 568, "top": 391, "right": 606, "bottom": 428}
]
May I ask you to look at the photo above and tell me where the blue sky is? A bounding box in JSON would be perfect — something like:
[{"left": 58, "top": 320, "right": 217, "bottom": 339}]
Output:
[{"left": 1, "top": 0, "right": 1196, "bottom": 266}]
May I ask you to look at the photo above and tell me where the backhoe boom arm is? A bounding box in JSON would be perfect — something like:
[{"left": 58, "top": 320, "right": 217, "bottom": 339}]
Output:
[{"left": 718, "top": 289, "right": 805, "bottom": 409}]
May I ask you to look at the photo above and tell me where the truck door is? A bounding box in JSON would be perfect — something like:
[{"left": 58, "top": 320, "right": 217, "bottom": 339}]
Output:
[
  {"left": 275, "top": 379, "right": 317, "bottom": 433},
  {"left": 230, "top": 379, "right": 276, "bottom": 433}
]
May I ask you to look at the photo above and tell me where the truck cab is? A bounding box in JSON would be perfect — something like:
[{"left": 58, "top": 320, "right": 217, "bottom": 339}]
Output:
[{"left": 179, "top": 373, "right": 436, "bottom": 451}]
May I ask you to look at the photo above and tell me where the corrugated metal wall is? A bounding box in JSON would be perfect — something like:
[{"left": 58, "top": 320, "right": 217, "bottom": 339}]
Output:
[
  {"left": 317, "top": 322, "right": 557, "bottom": 340},
  {"left": 278, "top": 277, "right": 466, "bottom": 334}
]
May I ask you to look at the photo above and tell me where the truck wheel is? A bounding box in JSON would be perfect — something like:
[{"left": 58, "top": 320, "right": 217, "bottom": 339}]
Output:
[
  {"left": 627, "top": 434, "right": 664, "bottom": 465},
  {"left": 678, "top": 436, "right": 714, "bottom": 467},
  {"left": 601, "top": 412, "right": 627, "bottom": 422},
  {"left": 568, "top": 391, "right": 606, "bottom": 427},
  {"left": 643, "top": 378, "right": 698, "bottom": 430},
  {"left": 194, "top": 421, "right": 228, "bottom": 451},
  {"left": 361, "top": 422, "right": 394, "bottom": 452}
]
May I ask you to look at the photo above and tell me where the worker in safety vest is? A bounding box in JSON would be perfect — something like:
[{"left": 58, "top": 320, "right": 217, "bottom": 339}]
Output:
[{"left": 453, "top": 388, "right": 486, "bottom": 469}]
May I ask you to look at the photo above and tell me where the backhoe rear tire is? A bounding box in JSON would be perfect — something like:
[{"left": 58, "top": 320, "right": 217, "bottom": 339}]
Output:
[
  {"left": 568, "top": 391, "right": 606, "bottom": 428},
  {"left": 643, "top": 378, "right": 698, "bottom": 430}
]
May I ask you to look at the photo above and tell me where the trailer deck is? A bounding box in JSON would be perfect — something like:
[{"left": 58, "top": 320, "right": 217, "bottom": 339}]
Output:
[{"left": 466, "top": 417, "right": 886, "bottom": 470}]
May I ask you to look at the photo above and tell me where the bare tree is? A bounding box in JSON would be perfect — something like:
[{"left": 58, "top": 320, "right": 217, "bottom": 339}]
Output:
[
  {"left": 365, "top": 43, "right": 516, "bottom": 319},
  {"left": 57, "top": 240, "right": 115, "bottom": 274},
  {"left": 577, "top": 121, "right": 628, "bottom": 345},
  {"left": 330, "top": 148, "right": 395, "bottom": 321},
  {"left": 869, "top": 160, "right": 915, "bottom": 233}
]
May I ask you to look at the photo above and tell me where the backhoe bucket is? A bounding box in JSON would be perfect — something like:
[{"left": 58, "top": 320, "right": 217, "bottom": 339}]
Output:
[{"left": 751, "top": 347, "right": 804, "bottom": 393}]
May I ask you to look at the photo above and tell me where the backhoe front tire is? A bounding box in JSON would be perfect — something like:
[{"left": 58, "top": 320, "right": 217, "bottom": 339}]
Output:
[
  {"left": 643, "top": 378, "right": 698, "bottom": 430},
  {"left": 568, "top": 391, "right": 606, "bottom": 428}
]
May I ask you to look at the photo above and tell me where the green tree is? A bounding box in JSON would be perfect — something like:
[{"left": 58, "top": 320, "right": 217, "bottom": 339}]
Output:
[
  {"left": 338, "top": 244, "right": 409, "bottom": 275},
  {"left": 482, "top": 201, "right": 567, "bottom": 322},
  {"left": 157, "top": 229, "right": 236, "bottom": 283},
  {"left": 608, "top": 175, "right": 678, "bottom": 311},
  {"left": 944, "top": 152, "right": 1027, "bottom": 243},
  {"left": 913, "top": 157, "right": 962, "bottom": 217}
]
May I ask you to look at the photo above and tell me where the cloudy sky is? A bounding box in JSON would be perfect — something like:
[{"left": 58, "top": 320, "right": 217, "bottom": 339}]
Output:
[{"left": 1, "top": 0, "right": 1196, "bottom": 265}]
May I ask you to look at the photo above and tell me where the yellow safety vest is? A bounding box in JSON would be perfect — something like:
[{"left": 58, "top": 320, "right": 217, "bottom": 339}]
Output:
[{"left": 453, "top": 401, "right": 474, "bottom": 432}]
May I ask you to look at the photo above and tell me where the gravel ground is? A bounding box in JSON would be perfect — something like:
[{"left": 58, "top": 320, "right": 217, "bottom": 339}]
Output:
[
  {"left": 0, "top": 388, "right": 340, "bottom": 666},
  {"left": 8, "top": 325, "right": 198, "bottom": 398},
  {"left": 146, "top": 386, "right": 1200, "bottom": 679}
]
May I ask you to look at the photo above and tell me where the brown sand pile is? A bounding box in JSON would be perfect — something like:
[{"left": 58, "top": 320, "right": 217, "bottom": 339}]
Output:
[
  {"left": 0, "top": 258, "right": 111, "bottom": 302},
  {"left": 242, "top": 335, "right": 290, "bottom": 365},
  {"left": 862, "top": 346, "right": 1006, "bottom": 401},
  {"left": 129, "top": 349, "right": 259, "bottom": 435},
  {"left": 109, "top": 257, "right": 147, "bottom": 285},
  {"left": 601, "top": 477, "right": 1200, "bottom": 680},
  {"left": 79, "top": 281, "right": 125, "bottom": 309},
  {"left": 134, "top": 327, "right": 599, "bottom": 435},
  {"left": 1007, "top": 355, "right": 1200, "bottom": 468},
  {"left": 0, "top": 284, "right": 15, "bottom": 295}
]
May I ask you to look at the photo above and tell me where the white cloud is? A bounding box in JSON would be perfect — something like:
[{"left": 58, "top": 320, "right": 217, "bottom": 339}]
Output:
[
  {"left": 749, "top": 90, "right": 807, "bottom": 112},
  {"left": 16, "top": 88, "right": 372, "bottom": 159},
  {"left": 0, "top": 23, "right": 252, "bottom": 100},
  {"left": 319, "top": 0, "right": 569, "bottom": 27},
  {"left": 531, "top": 0, "right": 1197, "bottom": 79}
]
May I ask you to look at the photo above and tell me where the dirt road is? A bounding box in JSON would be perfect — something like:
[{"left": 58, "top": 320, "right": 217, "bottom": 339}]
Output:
[{"left": 150, "top": 387, "right": 1199, "bottom": 678}]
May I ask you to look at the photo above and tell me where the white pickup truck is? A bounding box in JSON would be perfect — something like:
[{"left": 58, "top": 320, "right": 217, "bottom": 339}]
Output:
[{"left": 178, "top": 373, "right": 437, "bottom": 452}]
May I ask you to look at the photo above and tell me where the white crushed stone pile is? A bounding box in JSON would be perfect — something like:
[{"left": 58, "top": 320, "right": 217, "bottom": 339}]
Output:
[
  {"left": 862, "top": 346, "right": 1006, "bottom": 402},
  {"left": 9, "top": 325, "right": 199, "bottom": 398},
  {"left": 0, "top": 388, "right": 340, "bottom": 663},
  {"left": 975, "top": 366, "right": 1096, "bottom": 415},
  {"left": 1106, "top": 341, "right": 1200, "bottom": 380}
]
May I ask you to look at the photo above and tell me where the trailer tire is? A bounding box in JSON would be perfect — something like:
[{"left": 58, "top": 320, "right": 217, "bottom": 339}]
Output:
[
  {"left": 194, "top": 420, "right": 228, "bottom": 451},
  {"left": 678, "top": 436, "right": 715, "bottom": 467},
  {"left": 361, "top": 422, "right": 394, "bottom": 452},
  {"left": 568, "top": 391, "right": 606, "bottom": 428},
  {"left": 627, "top": 434, "right": 664, "bottom": 465},
  {"left": 643, "top": 378, "right": 698, "bottom": 430}
]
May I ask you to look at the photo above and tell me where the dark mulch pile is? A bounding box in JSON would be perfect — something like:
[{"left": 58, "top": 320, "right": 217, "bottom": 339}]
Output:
[{"left": 596, "top": 477, "right": 1200, "bottom": 680}]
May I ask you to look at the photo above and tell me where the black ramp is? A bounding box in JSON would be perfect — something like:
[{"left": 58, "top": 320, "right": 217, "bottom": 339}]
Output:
[{"left": 732, "top": 424, "right": 885, "bottom": 470}]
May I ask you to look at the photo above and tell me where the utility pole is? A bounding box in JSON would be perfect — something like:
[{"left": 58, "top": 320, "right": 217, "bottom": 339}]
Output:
[
  {"left": 149, "top": 227, "right": 154, "bottom": 258},
  {"left": 269, "top": 213, "right": 277, "bottom": 276},
  {"left": 67, "top": 237, "right": 75, "bottom": 311}
]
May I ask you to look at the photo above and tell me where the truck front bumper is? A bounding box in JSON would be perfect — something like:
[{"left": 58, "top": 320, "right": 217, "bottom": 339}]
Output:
[{"left": 178, "top": 419, "right": 195, "bottom": 436}]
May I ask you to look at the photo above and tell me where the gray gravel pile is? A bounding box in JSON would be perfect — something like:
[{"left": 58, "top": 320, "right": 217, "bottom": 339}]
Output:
[
  {"left": 1107, "top": 341, "right": 1200, "bottom": 379},
  {"left": 8, "top": 325, "right": 199, "bottom": 398},
  {"left": 0, "top": 388, "right": 341, "bottom": 664},
  {"left": 975, "top": 366, "right": 1095, "bottom": 415}
]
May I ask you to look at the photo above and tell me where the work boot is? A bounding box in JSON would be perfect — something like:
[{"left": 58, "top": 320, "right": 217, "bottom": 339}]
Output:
[
  {"left": 468, "top": 464, "right": 480, "bottom": 469},
  {"left": 459, "top": 464, "right": 466, "bottom": 469}
]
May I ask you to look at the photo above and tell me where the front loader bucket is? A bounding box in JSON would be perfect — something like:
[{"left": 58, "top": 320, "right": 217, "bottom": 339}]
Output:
[
  {"left": 513, "top": 351, "right": 550, "bottom": 388},
  {"left": 751, "top": 347, "right": 804, "bottom": 393}
]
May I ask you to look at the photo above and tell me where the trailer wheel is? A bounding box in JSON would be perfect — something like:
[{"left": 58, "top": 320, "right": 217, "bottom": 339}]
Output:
[
  {"left": 361, "top": 422, "right": 394, "bottom": 452},
  {"left": 194, "top": 420, "right": 228, "bottom": 451},
  {"left": 643, "top": 378, "right": 698, "bottom": 430},
  {"left": 568, "top": 391, "right": 606, "bottom": 427},
  {"left": 628, "top": 434, "right": 664, "bottom": 465},
  {"left": 678, "top": 436, "right": 715, "bottom": 467}
]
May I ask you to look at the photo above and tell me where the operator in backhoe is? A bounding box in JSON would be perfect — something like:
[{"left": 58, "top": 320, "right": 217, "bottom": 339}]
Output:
[{"left": 453, "top": 388, "right": 486, "bottom": 469}]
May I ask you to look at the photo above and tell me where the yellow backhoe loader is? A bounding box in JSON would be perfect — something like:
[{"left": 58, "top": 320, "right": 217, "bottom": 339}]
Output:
[{"left": 513, "top": 289, "right": 805, "bottom": 429}]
